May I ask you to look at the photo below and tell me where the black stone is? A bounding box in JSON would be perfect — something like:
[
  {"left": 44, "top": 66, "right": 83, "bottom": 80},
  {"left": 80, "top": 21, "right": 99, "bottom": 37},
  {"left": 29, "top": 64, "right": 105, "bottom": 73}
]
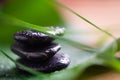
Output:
[
  {"left": 11, "top": 42, "right": 61, "bottom": 61},
  {"left": 14, "top": 30, "right": 54, "bottom": 45},
  {"left": 16, "top": 53, "right": 70, "bottom": 73}
]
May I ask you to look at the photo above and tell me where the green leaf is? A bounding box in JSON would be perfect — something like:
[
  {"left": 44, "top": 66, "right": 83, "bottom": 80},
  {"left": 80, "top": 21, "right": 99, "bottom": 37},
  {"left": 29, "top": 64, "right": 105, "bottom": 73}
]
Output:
[
  {"left": 96, "top": 39, "right": 120, "bottom": 71},
  {"left": 1, "top": 38, "right": 120, "bottom": 80},
  {"left": 0, "top": 42, "right": 94, "bottom": 80},
  {"left": 0, "top": 13, "right": 95, "bottom": 52}
]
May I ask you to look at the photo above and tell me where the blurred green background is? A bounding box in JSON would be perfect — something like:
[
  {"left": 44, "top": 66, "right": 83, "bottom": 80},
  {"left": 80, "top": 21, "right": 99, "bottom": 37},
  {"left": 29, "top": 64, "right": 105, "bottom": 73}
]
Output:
[{"left": 0, "top": 0, "right": 65, "bottom": 44}]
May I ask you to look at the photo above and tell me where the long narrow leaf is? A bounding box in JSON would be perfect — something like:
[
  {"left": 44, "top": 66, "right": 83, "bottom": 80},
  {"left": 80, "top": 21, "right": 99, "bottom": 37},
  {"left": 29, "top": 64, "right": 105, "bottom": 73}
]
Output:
[
  {"left": 54, "top": 1, "right": 116, "bottom": 39},
  {"left": 0, "top": 49, "right": 44, "bottom": 76},
  {"left": 0, "top": 13, "right": 95, "bottom": 52}
]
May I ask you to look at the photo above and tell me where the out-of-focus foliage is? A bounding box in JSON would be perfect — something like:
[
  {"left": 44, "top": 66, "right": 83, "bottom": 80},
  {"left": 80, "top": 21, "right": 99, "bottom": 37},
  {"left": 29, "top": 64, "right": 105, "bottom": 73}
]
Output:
[
  {"left": 2, "top": 0, "right": 64, "bottom": 26},
  {"left": 0, "top": 0, "right": 64, "bottom": 44}
]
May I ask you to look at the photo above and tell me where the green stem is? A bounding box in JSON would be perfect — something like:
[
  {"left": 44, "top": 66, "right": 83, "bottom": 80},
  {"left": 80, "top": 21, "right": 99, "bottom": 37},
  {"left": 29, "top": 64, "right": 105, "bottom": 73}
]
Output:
[
  {"left": 0, "top": 49, "right": 43, "bottom": 76},
  {"left": 54, "top": 1, "right": 116, "bottom": 39}
]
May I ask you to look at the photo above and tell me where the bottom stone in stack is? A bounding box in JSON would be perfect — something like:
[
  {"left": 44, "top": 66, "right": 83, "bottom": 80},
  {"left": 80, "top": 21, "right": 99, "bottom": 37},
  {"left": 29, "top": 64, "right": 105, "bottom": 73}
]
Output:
[{"left": 16, "top": 53, "right": 70, "bottom": 73}]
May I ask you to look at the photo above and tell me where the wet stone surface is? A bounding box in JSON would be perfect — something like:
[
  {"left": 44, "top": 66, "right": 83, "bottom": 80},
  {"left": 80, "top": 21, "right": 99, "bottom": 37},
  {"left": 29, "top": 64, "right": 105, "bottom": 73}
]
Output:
[
  {"left": 17, "top": 54, "right": 70, "bottom": 73},
  {"left": 14, "top": 30, "right": 55, "bottom": 45},
  {"left": 11, "top": 29, "right": 70, "bottom": 73},
  {"left": 11, "top": 42, "right": 61, "bottom": 61}
]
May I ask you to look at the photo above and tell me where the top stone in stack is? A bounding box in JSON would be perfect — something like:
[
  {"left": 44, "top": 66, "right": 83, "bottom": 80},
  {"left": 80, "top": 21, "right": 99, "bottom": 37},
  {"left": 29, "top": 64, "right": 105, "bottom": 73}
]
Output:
[
  {"left": 14, "top": 27, "right": 65, "bottom": 46},
  {"left": 14, "top": 30, "right": 55, "bottom": 46},
  {"left": 11, "top": 29, "right": 62, "bottom": 61}
]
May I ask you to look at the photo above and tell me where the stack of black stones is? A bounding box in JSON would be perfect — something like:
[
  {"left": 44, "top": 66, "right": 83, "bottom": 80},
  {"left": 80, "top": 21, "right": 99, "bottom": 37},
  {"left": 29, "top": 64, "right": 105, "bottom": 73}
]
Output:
[{"left": 11, "top": 28, "right": 70, "bottom": 73}]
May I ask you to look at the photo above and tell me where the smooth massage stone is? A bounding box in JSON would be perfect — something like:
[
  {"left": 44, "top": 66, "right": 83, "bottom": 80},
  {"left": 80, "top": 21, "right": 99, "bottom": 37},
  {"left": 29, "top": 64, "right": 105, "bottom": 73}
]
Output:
[
  {"left": 14, "top": 30, "right": 54, "bottom": 45},
  {"left": 11, "top": 42, "right": 61, "bottom": 61},
  {"left": 16, "top": 53, "right": 70, "bottom": 73}
]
